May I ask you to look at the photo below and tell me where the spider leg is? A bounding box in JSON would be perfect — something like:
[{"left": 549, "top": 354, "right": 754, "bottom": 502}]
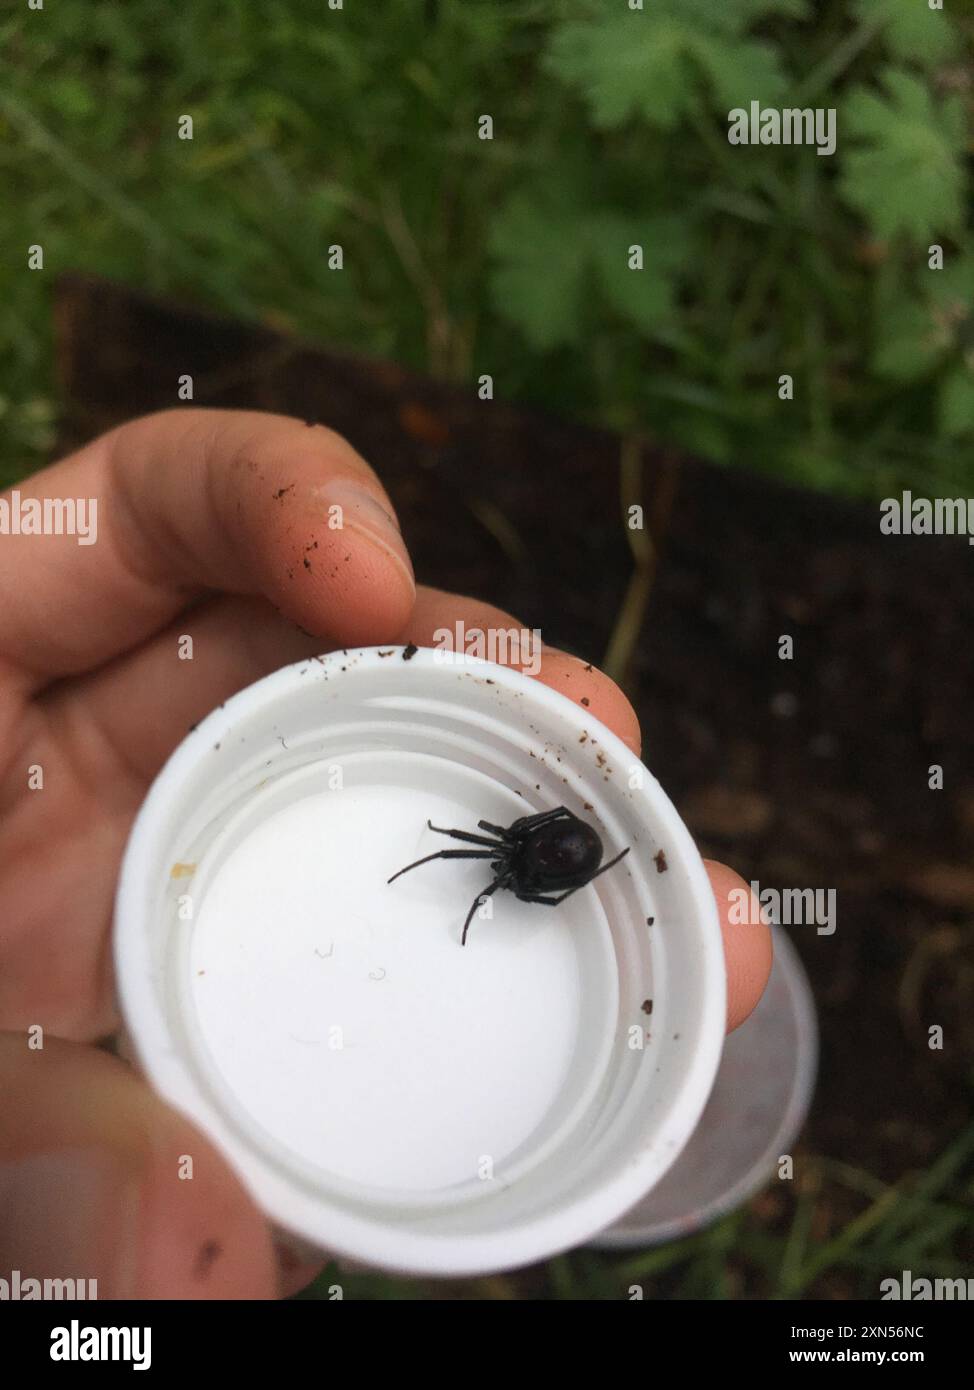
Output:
[
  {"left": 476, "top": 819, "right": 513, "bottom": 839},
  {"left": 507, "top": 806, "right": 574, "bottom": 833},
  {"left": 461, "top": 876, "right": 507, "bottom": 946},
  {"left": 588, "top": 846, "right": 631, "bottom": 880},
  {"left": 426, "top": 821, "right": 507, "bottom": 849},
  {"left": 387, "top": 849, "right": 499, "bottom": 884},
  {"left": 515, "top": 888, "right": 581, "bottom": 906}
]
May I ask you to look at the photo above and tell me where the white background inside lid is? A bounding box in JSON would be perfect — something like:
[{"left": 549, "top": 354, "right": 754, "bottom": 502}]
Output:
[{"left": 188, "top": 763, "right": 618, "bottom": 1194}]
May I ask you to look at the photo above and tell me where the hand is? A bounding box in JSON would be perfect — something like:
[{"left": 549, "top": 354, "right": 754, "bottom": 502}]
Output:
[{"left": 0, "top": 409, "right": 772, "bottom": 1297}]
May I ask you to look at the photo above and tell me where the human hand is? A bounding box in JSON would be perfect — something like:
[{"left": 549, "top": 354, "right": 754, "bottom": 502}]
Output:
[{"left": 0, "top": 409, "right": 771, "bottom": 1297}]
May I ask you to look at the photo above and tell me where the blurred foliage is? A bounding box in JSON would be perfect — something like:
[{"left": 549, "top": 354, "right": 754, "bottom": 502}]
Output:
[{"left": 1, "top": 0, "right": 972, "bottom": 489}]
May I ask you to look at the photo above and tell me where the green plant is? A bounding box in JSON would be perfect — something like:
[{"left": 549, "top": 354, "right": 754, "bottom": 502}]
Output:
[{"left": 0, "top": 1, "right": 971, "bottom": 490}]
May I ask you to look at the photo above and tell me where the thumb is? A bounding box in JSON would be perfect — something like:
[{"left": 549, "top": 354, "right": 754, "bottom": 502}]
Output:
[{"left": 0, "top": 1033, "right": 277, "bottom": 1299}]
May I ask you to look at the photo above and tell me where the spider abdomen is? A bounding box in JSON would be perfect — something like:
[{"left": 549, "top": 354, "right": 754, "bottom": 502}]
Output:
[{"left": 518, "top": 820, "right": 603, "bottom": 893}]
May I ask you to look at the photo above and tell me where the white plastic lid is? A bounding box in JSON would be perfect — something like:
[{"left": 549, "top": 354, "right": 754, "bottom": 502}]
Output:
[{"left": 114, "top": 646, "right": 725, "bottom": 1276}]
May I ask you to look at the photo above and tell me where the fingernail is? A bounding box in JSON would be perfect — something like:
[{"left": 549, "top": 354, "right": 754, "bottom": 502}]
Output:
[
  {"left": 325, "top": 481, "right": 414, "bottom": 592},
  {"left": 0, "top": 1149, "right": 140, "bottom": 1298}
]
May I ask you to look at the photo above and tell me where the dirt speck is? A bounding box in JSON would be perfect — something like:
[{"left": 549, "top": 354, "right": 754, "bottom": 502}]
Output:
[
  {"left": 195, "top": 1240, "right": 222, "bottom": 1279},
  {"left": 654, "top": 850, "right": 668, "bottom": 873},
  {"left": 402, "top": 642, "right": 419, "bottom": 661},
  {"left": 641, "top": 999, "right": 654, "bottom": 1015}
]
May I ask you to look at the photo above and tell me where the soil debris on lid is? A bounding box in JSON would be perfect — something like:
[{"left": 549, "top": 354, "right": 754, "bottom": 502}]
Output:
[
  {"left": 402, "top": 642, "right": 419, "bottom": 661},
  {"left": 195, "top": 1240, "right": 223, "bottom": 1279},
  {"left": 654, "top": 850, "right": 668, "bottom": 873},
  {"left": 641, "top": 999, "right": 654, "bottom": 1015}
]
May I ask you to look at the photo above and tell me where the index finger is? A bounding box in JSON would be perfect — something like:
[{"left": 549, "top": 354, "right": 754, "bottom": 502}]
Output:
[{"left": 0, "top": 409, "right": 415, "bottom": 689}]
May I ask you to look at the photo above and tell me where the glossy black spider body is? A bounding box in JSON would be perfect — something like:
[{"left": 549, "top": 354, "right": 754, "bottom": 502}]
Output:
[{"left": 387, "top": 806, "right": 630, "bottom": 945}]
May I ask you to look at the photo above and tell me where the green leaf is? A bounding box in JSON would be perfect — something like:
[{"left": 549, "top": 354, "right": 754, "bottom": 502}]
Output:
[
  {"left": 928, "top": 256, "right": 974, "bottom": 321},
  {"left": 852, "top": 0, "right": 960, "bottom": 68},
  {"left": 873, "top": 298, "right": 944, "bottom": 381},
  {"left": 873, "top": 254, "right": 974, "bottom": 382},
  {"left": 693, "top": 35, "right": 790, "bottom": 112},
  {"left": 487, "top": 188, "right": 588, "bottom": 351},
  {"left": 489, "top": 189, "right": 693, "bottom": 349},
  {"left": 47, "top": 77, "right": 97, "bottom": 121},
  {"left": 840, "top": 70, "right": 967, "bottom": 242},
  {"left": 544, "top": 1, "right": 803, "bottom": 130},
  {"left": 588, "top": 213, "right": 688, "bottom": 332},
  {"left": 544, "top": 16, "right": 696, "bottom": 130},
  {"left": 939, "top": 365, "right": 974, "bottom": 437}
]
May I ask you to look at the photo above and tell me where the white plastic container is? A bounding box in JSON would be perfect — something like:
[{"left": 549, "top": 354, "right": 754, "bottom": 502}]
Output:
[{"left": 114, "top": 646, "right": 725, "bottom": 1276}]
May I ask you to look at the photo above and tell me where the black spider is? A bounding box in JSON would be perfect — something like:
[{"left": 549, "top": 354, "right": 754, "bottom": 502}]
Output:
[{"left": 387, "top": 806, "right": 630, "bottom": 945}]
